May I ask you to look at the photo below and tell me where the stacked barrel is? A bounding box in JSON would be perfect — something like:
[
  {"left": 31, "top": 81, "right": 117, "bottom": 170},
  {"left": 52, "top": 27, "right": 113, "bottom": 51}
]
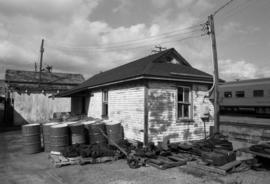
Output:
[
  {"left": 50, "top": 124, "right": 69, "bottom": 152},
  {"left": 21, "top": 119, "right": 124, "bottom": 154},
  {"left": 86, "top": 122, "right": 107, "bottom": 145},
  {"left": 69, "top": 122, "right": 86, "bottom": 145},
  {"left": 42, "top": 122, "right": 58, "bottom": 152},
  {"left": 106, "top": 122, "right": 123, "bottom": 145},
  {"left": 22, "top": 124, "right": 42, "bottom": 154}
]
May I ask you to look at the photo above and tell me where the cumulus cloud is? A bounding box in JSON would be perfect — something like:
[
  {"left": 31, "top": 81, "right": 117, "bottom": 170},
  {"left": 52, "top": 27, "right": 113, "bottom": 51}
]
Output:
[
  {"left": 0, "top": 0, "right": 266, "bottom": 83},
  {"left": 1, "top": 0, "right": 212, "bottom": 79},
  {"left": 219, "top": 59, "right": 270, "bottom": 81}
]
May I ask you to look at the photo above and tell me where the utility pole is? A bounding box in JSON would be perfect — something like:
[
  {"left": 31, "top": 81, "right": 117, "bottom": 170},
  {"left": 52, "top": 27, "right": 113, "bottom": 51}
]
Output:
[
  {"left": 206, "top": 0, "right": 235, "bottom": 133},
  {"left": 208, "top": 15, "right": 220, "bottom": 133},
  {"left": 39, "top": 39, "right": 44, "bottom": 86},
  {"left": 151, "top": 45, "right": 167, "bottom": 53}
]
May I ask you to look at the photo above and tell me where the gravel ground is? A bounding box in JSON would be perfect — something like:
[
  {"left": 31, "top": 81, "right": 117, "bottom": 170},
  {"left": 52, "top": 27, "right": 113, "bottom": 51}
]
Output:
[{"left": 0, "top": 130, "right": 270, "bottom": 184}]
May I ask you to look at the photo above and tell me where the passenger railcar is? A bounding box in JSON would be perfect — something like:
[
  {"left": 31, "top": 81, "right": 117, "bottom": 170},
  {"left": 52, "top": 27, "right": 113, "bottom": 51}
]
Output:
[{"left": 219, "top": 78, "right": 270, "bottom": 118}]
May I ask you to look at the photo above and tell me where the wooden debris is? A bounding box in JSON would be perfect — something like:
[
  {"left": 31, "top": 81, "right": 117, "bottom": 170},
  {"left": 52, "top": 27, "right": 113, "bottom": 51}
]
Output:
[
  {"left": 187, "top": 160, "right": 243, "bottom": 175},
  {"left": 218, "top": 160, "right": 242, "bottom": 171},
  {"left": 187, "top": 161, "right": 227, "bottom": 175},
  {"left": 242, "top": 147, "right": 270, "bottom": 159},
  {"left": 146, "top": 156, "right": 186, "bottom": 170},
  {"left": 49, "top": 153, "right": 115, "bottom": 168}
]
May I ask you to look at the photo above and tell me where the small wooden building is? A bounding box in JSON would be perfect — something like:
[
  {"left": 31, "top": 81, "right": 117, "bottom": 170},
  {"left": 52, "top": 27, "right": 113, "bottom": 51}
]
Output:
[
  {"left": 3, "top": 70, "right": 84, "bottom": 126},
  {"left": 59, "top": 48, "right": 214, "bottom": 144}
]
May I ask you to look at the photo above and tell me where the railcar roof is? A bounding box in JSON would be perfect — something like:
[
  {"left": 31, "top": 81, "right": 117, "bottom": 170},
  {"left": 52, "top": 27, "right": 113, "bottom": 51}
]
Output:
[{"left": 220, "top": 78, "right": 270, "bottom": 87}]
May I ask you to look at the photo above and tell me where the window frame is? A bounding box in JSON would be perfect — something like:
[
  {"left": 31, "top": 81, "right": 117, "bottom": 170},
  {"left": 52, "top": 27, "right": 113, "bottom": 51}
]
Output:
[
  {"left": 102, "top": 90, "right": 108, "bottom": 118},
  {"left": 253, "top": 90, "right": 264, "bottom": 97},
  {"left": 235, "top": 91, "right": 245, "bottom": 98},
  {"left": 224, "top": 91, "right": 232, "bottom": 98},
  {"left": 177, "top": 86, "right": 191, "bottom": 119}
]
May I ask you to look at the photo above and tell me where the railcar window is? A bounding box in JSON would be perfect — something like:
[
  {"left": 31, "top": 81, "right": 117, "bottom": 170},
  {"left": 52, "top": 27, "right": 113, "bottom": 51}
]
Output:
[
  {"left": 224, "top": 91, "right": 232, "bottom": 98},
  {"left": 253, "top": 90, "right": 264, "bottom": 97},
  {"left": 235, "top": 91, "right": 245, "bottom": 98}
]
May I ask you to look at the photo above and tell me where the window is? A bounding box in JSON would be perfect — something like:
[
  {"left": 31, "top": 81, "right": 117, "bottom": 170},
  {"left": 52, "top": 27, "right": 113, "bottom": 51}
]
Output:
[
  {"left": 253, "top": 90, "right": 264, "bottom": 97},
  {"left": 177, "top": 87, "right": 190, "bottom": 118},
  {"left": 235, "top": 91, "right": 245, "bottom": 98},
  {"left": 224, "top": 91, "right": 232, "bottom": 98},
  {"left": 102, "top": 90, "right": 108, "bottom": 117}
]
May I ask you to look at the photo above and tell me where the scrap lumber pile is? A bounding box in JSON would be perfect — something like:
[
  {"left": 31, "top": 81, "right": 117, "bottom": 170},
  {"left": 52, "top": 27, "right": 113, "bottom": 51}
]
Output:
[{"left": 240, "top": 142, "right": 270, "bottom": 170}]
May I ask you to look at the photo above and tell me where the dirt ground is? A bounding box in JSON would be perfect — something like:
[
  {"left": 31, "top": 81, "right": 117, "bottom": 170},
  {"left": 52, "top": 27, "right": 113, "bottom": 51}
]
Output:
[{"left": 1, "top": 130, "right": 270, "bottom": 184}]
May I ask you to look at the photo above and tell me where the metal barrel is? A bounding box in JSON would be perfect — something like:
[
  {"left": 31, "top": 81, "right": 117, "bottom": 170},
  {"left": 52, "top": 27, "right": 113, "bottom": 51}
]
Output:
[
  {"left": 42, "top": 122, "right": 58, "bottom": 152},
  {"left": 83, "top": 120, "right": 96, "bottom": 144},
  {"left": 87, "top": 122, "right": 107, "bottom": 145},
  {"left": 68, "top": 122, "right": 86, "bottom": 145},
  {"left": 22, "top": 123, "right": 41, "bottom": 154},
  {"left": 50, "top": 124, "right": 69, "bottom": 152},
  {"left": 106, "top": 123, "right": 123, "bottom": 145}
]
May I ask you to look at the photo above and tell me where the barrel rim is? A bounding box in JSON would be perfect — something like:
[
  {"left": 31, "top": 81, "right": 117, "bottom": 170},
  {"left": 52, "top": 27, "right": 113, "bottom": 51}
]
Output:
[
  {"left": 51, "top": 124, "right": 68, "bottom": 128},
  {"left": 23, "top": 123, "right": 40, "bottom": 127},
  {"left": 43, "top": 122, "right": 59, "bottom": 126}
]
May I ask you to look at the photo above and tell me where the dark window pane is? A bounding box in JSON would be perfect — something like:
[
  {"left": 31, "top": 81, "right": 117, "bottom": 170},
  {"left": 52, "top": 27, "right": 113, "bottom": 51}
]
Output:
[
  {"left": 183, "top": 105, "right": 189, "bottom": 117},
  {"left": 184, "top": 88, "right": 189, "bottom": 102},
  {"left": 178, "top": 88, "right": 183, "bottom": 102},
  {"left": 224, "top": 91, "right": 232, "bottom": 98},
  {"left": 102, "top": 103, "right": 108, "bottom": 116},
  {"left": 103, "top": 90, "right": 108, "bottom": 102},
  {"left": 178, "top": 103, "right": 183, "bottom": 118},
  {"left": 235, "top": 91, "right": 245, "bottom": 98},
  {"left": 253, "top": 90, "right": 264, "bottom": 97}
]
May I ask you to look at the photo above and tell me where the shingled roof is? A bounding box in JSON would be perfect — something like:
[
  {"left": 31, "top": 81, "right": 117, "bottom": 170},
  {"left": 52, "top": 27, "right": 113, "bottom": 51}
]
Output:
[
  {"left": 5, "top": 70, "right": 85, "bottom": 92},
  {"left": 59, "top": 48, "right": 213, "bottom": 97}
]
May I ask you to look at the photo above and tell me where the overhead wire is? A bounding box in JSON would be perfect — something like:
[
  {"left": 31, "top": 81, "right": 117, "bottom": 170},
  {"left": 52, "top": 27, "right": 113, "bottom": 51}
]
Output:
[
  {"left": 216, "top": 0, "right": 256, "bottom": 21},
  {"left": 213, "top": 0, "right": 235, "bottom": 16},
  {"left": 46, "top": 23, "right": 202, "bottom": 48},
  {"left": 47, "top": 32, "right": 204, "bottom": 54}
]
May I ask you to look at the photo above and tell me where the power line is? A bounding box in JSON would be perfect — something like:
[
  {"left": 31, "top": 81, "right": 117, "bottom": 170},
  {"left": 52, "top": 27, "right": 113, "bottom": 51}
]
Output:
[
  {"left": 47, "top": 29, "right": 202, "bottom": 52},
  {"left": 46, "top": 34, "right": 203, "bottom": 56},
  {"left": 51, "top": 34, "right": 203, "bottom": 53},
  {"left": 217, "top": 0, "right": 256, "bottom": 21},
  {"left": 213, "top": 0, "right": 235, "bottom": 16},
  {"left": 46, "top": 24, "right": 203, "bottom": 50}
]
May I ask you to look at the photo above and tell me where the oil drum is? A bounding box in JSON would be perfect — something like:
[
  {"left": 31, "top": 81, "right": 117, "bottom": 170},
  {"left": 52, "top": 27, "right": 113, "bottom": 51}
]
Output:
[
  {"left": 50, "top": 124, "right": 69, "bottom": 152},
  {"left": 87, "top": 121, "right": 107, "bottom": 145},
  {"left": 42, "top": 122, "right": 58, "bottom": 152},
  {"left": 106, "top": 122, "right": 123, "bottom": 145},
  {"left": 22, "top": 123, "right": 41, "bottom": 154},
  {"left": 68, "top": 122, "right": 86, "bottom": 145},
  {"left": 83, "top": 120, "right": 96, "bottom": 144}
]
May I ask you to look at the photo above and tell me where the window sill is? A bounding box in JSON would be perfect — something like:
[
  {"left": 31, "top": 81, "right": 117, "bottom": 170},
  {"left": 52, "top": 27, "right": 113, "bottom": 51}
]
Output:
[
  {"left": 177, "top": 118, "right": 194, "bottom": 123},
  {"left": 101, "top": 115, "right": 108, "bottom": 119}
]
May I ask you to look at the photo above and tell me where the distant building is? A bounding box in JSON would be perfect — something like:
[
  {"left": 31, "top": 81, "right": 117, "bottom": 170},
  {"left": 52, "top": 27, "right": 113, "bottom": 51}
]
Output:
[
  {"left": 58, "top": 48, "right": 215, "bottom": 144},
  {"left": 2, "top": 70, "right": 84, "bottom": 126}
]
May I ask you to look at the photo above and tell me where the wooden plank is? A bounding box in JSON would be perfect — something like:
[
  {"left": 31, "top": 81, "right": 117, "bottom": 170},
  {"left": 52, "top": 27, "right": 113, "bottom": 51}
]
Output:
[
  {"left": 187, "top": 162, "right": 227, "bottom": 175},
  {"left": 243, "top": 148, "right": 270, "bottom": 159},
  {"left": 172, "top": 153, "right": 195, "bottom": 161},
  {"left": 168, "top": 156, "right": 187, "bottom": 162},
  {"left": 218, "top": 160, "right": 242, "bottom": 171},
  {"left": 158, "top": 156, "right": 175, "bottom": 163}
]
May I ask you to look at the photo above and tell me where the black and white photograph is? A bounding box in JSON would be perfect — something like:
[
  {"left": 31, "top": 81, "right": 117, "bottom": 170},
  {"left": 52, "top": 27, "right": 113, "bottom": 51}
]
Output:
[{"left": 0, "top": 0, "right": 270, "bottom": 183}]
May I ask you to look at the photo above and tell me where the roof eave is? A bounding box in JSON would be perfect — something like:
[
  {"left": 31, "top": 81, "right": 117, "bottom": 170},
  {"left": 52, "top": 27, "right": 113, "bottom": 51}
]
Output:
[{"left": 56, "top": 75, "right": 213, "bottom": 97}]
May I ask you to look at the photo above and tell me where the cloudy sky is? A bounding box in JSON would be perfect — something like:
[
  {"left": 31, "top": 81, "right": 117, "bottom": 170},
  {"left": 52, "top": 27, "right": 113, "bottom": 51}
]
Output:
[{"left": 0, "top": 0, "right": 269, "bottom": 81}]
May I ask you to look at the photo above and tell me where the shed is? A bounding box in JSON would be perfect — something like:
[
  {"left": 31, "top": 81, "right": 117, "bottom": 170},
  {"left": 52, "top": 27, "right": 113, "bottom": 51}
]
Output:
[
  {"left": 58, "top": 48, "right": 214, "bottom": 144},
  {"left": 4, "top": 70, "right": 85, "bottom": 126}
]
